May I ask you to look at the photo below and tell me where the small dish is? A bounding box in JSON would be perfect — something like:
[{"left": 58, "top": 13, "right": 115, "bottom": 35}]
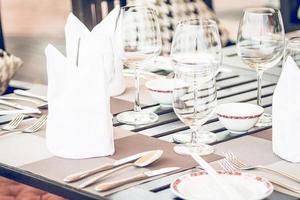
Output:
[
  {"left": 145, "top": 78, "right": 186, "bottom": 108},
  {"left": 215, "top": 103, "right": 264, "bottom": 134},
  {"left": 171, "top": 171, "right": 273, "bottom": 200}
]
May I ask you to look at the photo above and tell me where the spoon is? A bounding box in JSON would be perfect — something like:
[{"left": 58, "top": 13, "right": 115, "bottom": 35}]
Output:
[{"left": 78, "top": 150, "right": 163, "bottom": 188}]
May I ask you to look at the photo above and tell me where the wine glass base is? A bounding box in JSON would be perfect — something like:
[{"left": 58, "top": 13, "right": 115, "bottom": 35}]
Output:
[
  {"left": 116, "top": 111, "right": 158, "bottom": 125},
  {"left": 173, "top": 143, "right": 214, "bottom": 156},
  {"left": 173, "top": 131, "right": 217, "bottom": 144},
  {"left": 255, "top": 113, "right": 272, "bottom": 127}
]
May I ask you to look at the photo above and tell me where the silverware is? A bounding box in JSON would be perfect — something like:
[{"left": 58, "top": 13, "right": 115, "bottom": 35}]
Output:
[
  {"left": 22, "top": 114, "right": 47, "bottom": 133},
  {"left": 219, "top": 158, "right": 300, "bottom": 193},
  {"left": 2, "top": 114, "right": 25, "bottom": 131},
  {"left": 0, "top": 96, "right": 40, "bottom": 105},
  {"left": 79, "top": 150, "right": 163, "bottom": 188},
  {"left": 0, "top": 114, "right": 48, "bottom": 136},
  {"left": 0, "top": 99, "right": 41, "bottom": 113},
  {"left": 0, "top": 109, "right": 41, "bottom": 115},
  {"left": 94, "top": 167, "right": 180, "bottom": 192},
  {"left": 14, "top": 90, "right": 47, "bottom": 102},
  {"left": 224, "top": 152, "right": 300, "bottom": 183},
  {"left": 63, "top": 150, "right": 156, "bottom": 183},
  {"left": 0, "top": 96, "right": 47, "bottom": 109},
  {"left": 191, "top": 153, "right": 243, "bottom": 200}
]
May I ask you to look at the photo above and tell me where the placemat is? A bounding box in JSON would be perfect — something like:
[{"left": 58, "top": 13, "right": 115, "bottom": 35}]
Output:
[
  {"left": 20, "top": 132, "right": 222, "bottom": 196},
  {"left": 110, "top": 97, "right": 133, "bottom": 115},
  {"left": 252, "top": 128, "right": 272, "bottom": 141}
]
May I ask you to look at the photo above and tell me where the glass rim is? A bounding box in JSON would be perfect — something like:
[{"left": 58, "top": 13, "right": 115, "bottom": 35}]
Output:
[
  {"left": 287, "top": 37, "right": 300, "bottom": 49},
  {"left": 244, "top": 7, "right": 279, "bottom": 15},
  {"left": 177, "top": 18, "right": 218, "bottom": 27}
]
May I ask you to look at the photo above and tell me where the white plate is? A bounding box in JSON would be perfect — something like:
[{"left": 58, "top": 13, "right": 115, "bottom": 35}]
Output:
[{"left": 171, "top": 171, "right": 273, "bottom": 200}]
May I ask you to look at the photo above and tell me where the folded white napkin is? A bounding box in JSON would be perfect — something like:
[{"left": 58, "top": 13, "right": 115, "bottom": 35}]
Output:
[
  {"left": 45, "top": 11, "right": 122, "bottom": 158},
  {"left": 273, "top": 56, "right": 300, "bottom": 163},
  {"left": 65, "top": 8, "right": 125, "bottom": 96}
]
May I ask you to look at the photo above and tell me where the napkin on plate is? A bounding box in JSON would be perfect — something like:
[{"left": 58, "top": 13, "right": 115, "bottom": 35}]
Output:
[
  {"left": 272, "top": 56, "right": 300, "bottom": 163},
  {"left": 65, "top": 8, "right": 125, "bottom": 97},
  {"left": 44, "top": 10, "right": 122, "bottom": 159}
]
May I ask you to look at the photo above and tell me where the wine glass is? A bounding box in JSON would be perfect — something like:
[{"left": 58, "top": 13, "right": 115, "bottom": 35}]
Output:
[
  {"left": 171, "top": 19, "right": 218, "bottom": 155},
  {"left": 237, "top": 8, "right": 285, "bottom": 127},
  {"left": 172, "top": 19, "right": 222, "bottom": 74},
  {"left": 115, "top": 6, "right": 162, "bottom": 125},
  {"left": 284, "top": 37, "right": 300, "bottom": 65}
]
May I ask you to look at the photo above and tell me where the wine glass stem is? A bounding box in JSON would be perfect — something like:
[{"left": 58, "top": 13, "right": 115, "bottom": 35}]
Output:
[
  {"left": 190, "top": 126, "right": 198, "bottom": 144},
  {"left": 257, "top": 70, "right": 263, "bottom": 106},
  {"left": 134, "top": 67, "right": 141, "bottom": 112}
]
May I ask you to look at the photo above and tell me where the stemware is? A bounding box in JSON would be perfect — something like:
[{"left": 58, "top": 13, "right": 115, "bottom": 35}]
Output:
[
  {"left": 172, "top": 19, "right": 222, "bottom": 74},
  {"left": 115, "top": 6, "right": 162, "bottom": 125},
  {"left": 284, "top": 37, "right": 300, "bottom": 65},
  {"left": 237, "top": 8, "right": 285, "bottom": 127},
  {"left": 171, "top": 19, "right": 218, "bottom": 155}
]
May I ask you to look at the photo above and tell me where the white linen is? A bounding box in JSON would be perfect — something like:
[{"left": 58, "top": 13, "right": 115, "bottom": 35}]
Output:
[
  {"left": 65, "top": 8, "right": 125, "bottom": 96},
  {"left": 272, "top": 56, "right": 300, "bottom": 163},
  {"left": 45, "top": 27, "right": 114, "bottom": 158}
]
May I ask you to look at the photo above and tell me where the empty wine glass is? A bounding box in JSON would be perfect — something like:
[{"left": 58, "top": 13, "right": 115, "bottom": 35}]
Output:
[
  {"left": 115, "top": 6, "right": 162, "bottom": 125},
  {"left": 171, "top": 19, "right": 218, "bottom": 155},
  {"left": 237, "top": 8, "right": 285, "bottom": 127},
  {"left": 284, "top": 37, "right": 300, "bottom": 65}
]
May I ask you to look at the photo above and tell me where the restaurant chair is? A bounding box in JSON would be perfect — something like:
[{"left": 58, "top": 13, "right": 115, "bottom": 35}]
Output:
[
  {"left": 126, "top": 0, "right": 230, "bottom": 55},
  {"left": 71, "top": 0, "right": 231, "bottom": 55}
]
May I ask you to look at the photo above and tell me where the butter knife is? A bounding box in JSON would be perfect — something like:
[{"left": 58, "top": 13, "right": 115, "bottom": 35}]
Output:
[
  {"left": 14, "top": 90, "right": 47, "bottom": 102},
  {"left": 0, "top": 100, "right": 41, "bottom": 114},
  {"left": 63, "top": 151, "right": 154, "bottom": 183},
  {"left": 94, "top": 167, "right": 180, "bottom": 192}
]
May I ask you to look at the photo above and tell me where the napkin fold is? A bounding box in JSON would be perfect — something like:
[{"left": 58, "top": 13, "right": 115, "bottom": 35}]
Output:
[
  {"left": 45, "top": 10, "right": 125, "bottom": 158},
  {"left": 272, "top": 56, "right": 300, "bottom": 163},
  {"left": 65, "top": 8, "right": 125, "bottom": 96}
]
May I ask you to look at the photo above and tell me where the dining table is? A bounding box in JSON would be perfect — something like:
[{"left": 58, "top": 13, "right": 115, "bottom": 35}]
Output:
[{"left": 0, "top": 44, "right": 299, "bottom": 200}]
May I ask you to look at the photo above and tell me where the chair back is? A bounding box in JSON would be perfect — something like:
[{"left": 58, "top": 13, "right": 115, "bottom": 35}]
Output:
[{"left": 71, "top": 0, "right": 214, "bottom": 30}]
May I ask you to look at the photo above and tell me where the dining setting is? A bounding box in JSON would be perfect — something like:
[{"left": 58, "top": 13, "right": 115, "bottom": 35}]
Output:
[{"left": 0, "top": 0, "right": 299, "bottom": 199}]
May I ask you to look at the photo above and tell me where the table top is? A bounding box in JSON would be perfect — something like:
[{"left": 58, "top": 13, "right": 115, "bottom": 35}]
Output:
[{"left": 0, "top": 46, "right": 299, "bottom": 200}]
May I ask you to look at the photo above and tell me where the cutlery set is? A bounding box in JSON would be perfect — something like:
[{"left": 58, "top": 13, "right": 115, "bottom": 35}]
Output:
[
  {"left": 0, "top": 90, "right": 48, "bottom": 136},
  {"left": 219, "top": 152, "right": 300, "bottom": 194},
  {"left": 64, "top": 150, "right": 179, "bottom": 192}
]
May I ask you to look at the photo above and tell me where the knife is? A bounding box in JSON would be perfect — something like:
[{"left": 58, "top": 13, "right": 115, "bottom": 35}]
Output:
[
  {"left": 14, "top": 90, "right": 48, "bottom": 102},
  {"left": 0, "top": 99, "right": 41, "bottom": 115},
  {"left": 63, "top": 150, "right": 155, "bottom": 183},
  {"left": 94, "top": 167, "right": 180, "bottom": 192},
  {"left": 0, "top": 109, "right": 41, "bottom": 116}
]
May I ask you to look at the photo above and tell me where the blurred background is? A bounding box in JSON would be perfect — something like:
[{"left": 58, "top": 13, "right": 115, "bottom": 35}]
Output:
[{"left": 0, "top": 0, "right": 282, "bottom": 84}]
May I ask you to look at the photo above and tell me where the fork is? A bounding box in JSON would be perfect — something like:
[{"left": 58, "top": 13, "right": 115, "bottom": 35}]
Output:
[
  {"left": 0, "top": 114, "right": 47, "bottom": 136},
  {"left": 225, "top": 152, "right": 300, "bottom": 183},
  {"left": 22, "top": 114, "right": 47, "bottom": 133},
  {"left": 2, "top": 114, "right": 25, "bottom": 131},
  {"left": 219, "top": 158, "right": 300, "bottom": 193}
]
